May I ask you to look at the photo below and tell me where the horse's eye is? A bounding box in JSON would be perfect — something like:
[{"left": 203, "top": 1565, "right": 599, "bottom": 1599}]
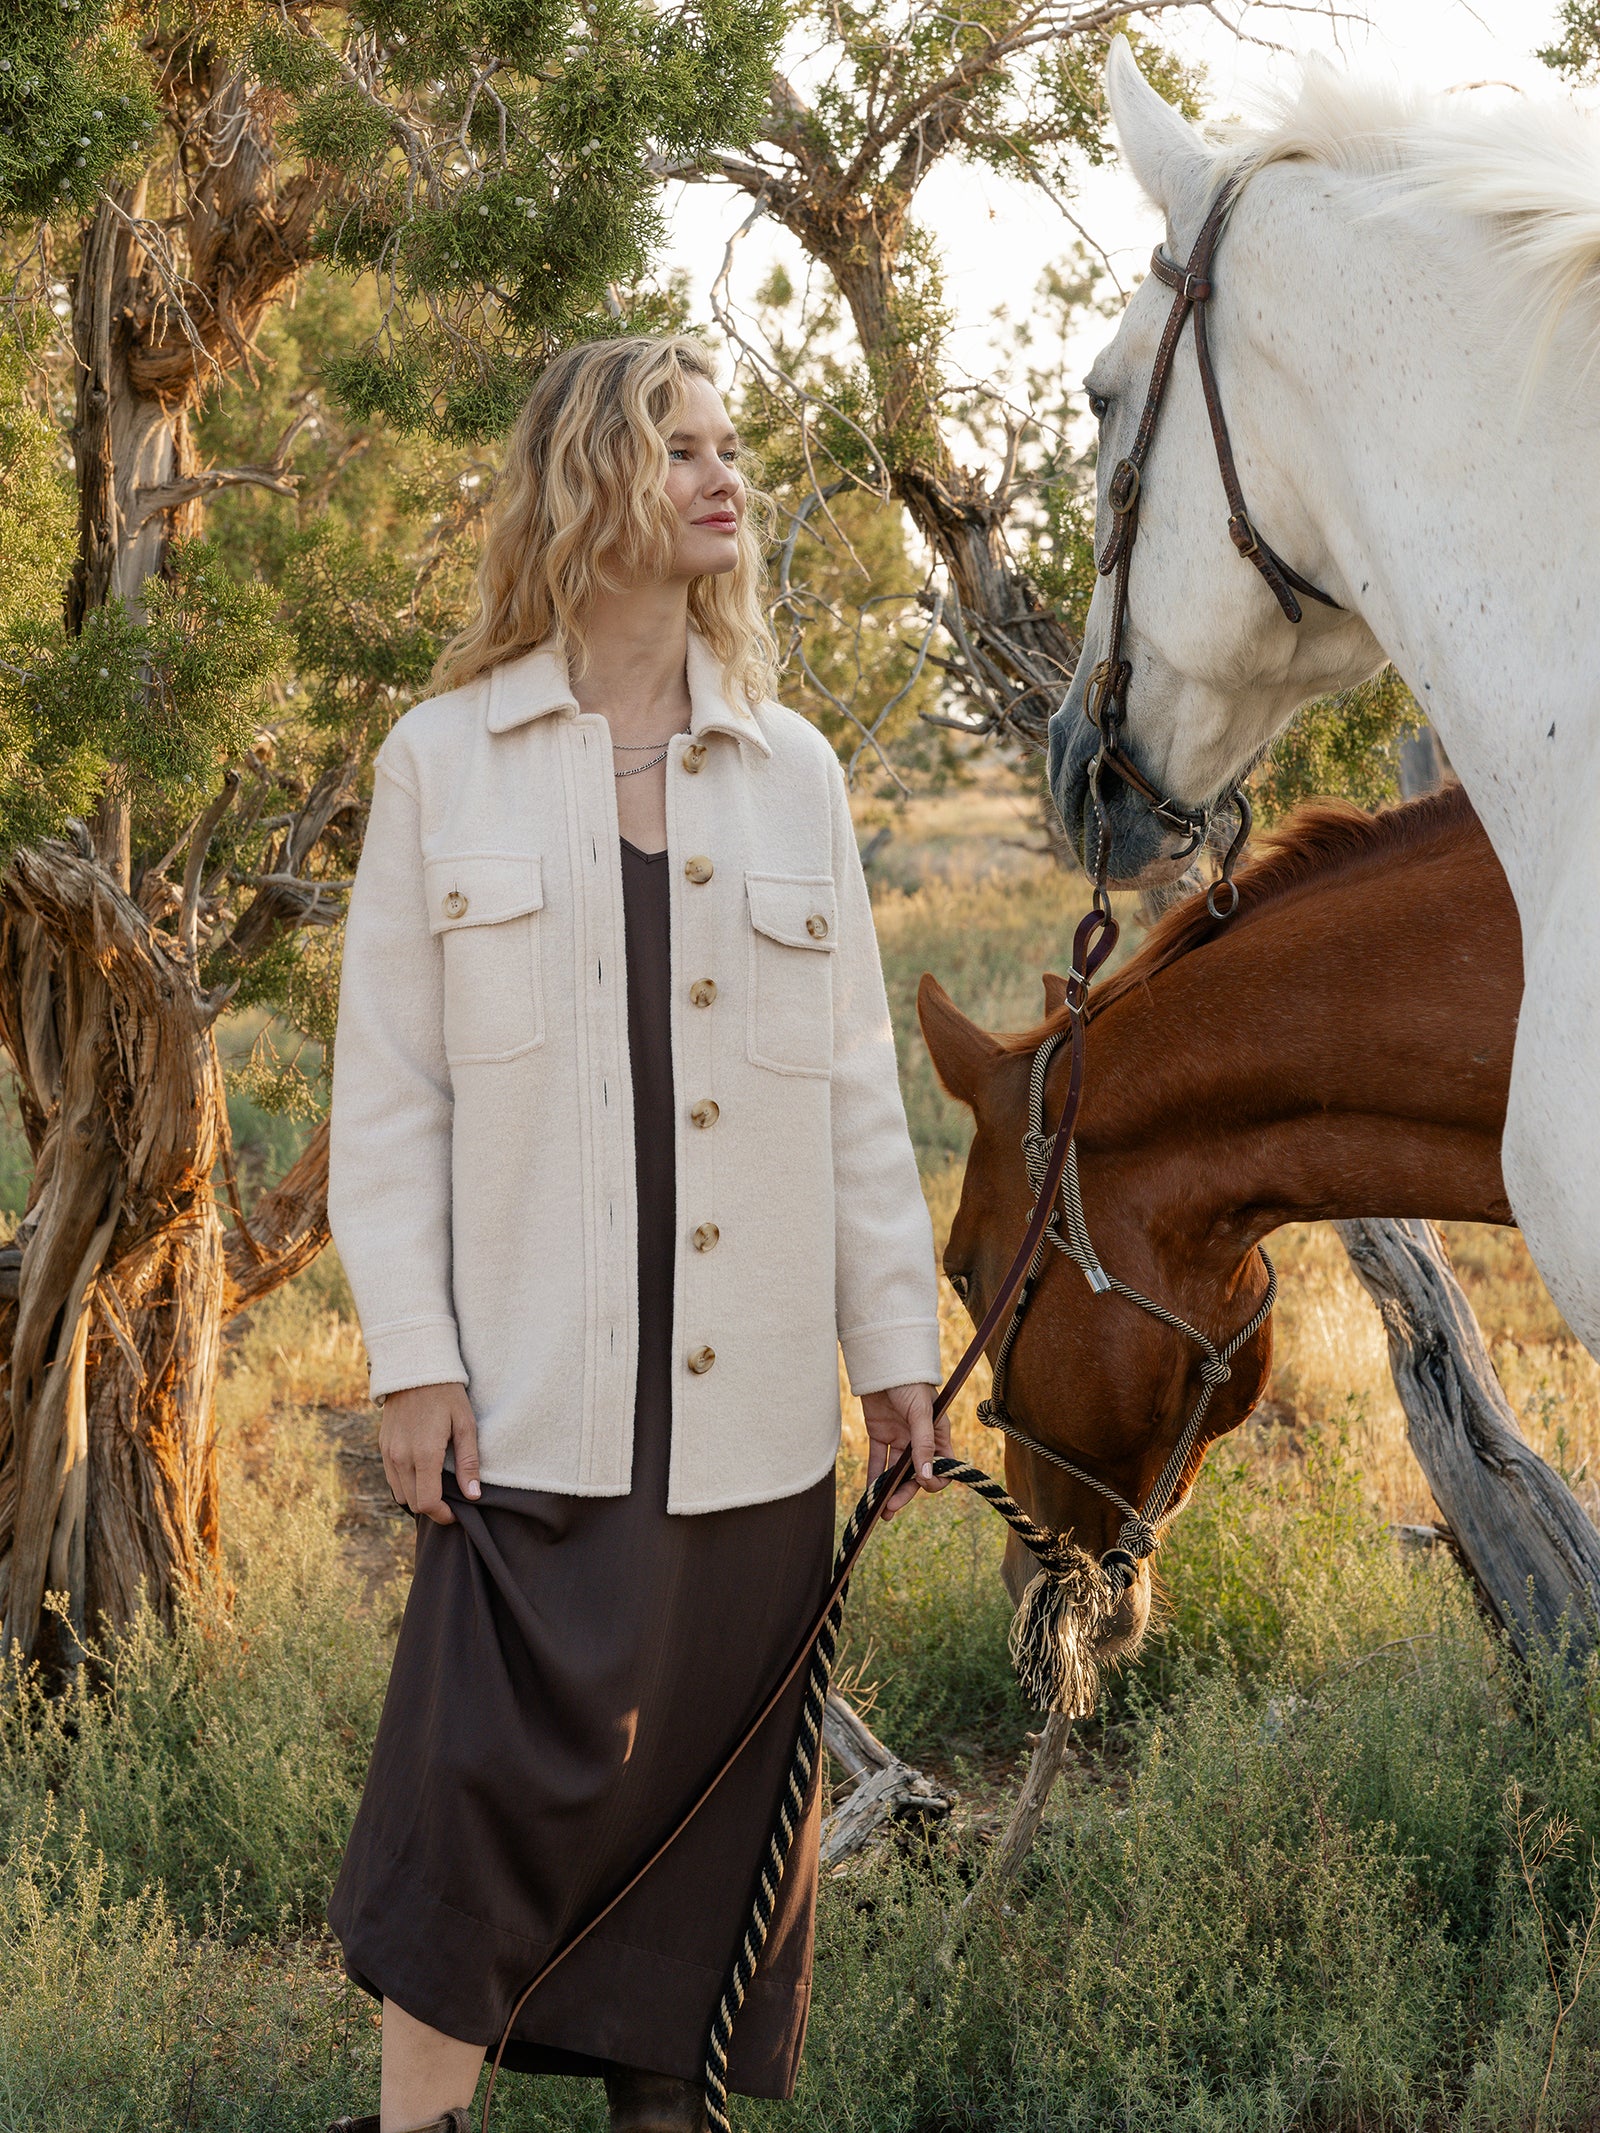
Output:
[
  {"left": 947, "top": 1269, "right": 970, "bottom": 1303},
  {"left": 1087, "top": 390, "right": 1109, "bottom": 422}
]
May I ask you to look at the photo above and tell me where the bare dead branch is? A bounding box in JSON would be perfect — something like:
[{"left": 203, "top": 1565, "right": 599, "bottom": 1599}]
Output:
[{"left": 180, "top": 770, "right": 239, "bottom": 967}]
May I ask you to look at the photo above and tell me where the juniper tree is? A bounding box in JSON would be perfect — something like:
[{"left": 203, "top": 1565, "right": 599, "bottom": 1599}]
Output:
[
  {"left": 684, "top": 0, "right": 1437, "bottom": 821},
  {"left": 0, "top": 0, "right": 780, "bottom": 1665}
]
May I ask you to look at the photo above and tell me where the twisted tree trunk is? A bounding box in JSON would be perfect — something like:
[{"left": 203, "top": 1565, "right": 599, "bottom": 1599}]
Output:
[
  {"left": 0, "top": 843, "right": 329, "bottom": 1666},
  {"left": 0, "top": 61, "right": 336, "bottom": 1670},
  {"left": 1336, "top": 1218, "right": 1600, "bottom": 1660}
]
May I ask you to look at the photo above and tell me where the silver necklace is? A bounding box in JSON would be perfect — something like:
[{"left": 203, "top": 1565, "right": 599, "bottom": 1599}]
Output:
[
  {"left": 614, "top": 748, "right": 670, "bottom": 777},
  {"left": 610, "top": 725, "right": 690, "bottom": 777}
]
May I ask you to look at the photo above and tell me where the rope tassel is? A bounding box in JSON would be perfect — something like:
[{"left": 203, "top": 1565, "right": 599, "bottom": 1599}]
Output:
[
  {"left": 940, "top": 1458, "right": 1131, "bottom": 1717},
  {"left": 1009, "top": 1553, "right": 1125, "bottom": 1719}
]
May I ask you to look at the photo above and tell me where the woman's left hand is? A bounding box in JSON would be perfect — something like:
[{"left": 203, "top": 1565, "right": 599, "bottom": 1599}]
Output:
[{"left": 861, "top": 1382, "right": 950, "bottom": 1519}]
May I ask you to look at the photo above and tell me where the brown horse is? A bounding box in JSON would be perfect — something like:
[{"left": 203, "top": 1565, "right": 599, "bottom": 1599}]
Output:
[{"left": 918, "top": 785, "right": 1520, "bottom": 1670}]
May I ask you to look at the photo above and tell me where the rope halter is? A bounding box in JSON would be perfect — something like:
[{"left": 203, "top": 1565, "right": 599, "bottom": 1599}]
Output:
[{"left": 976, "top": 1024, "right": 1277, "bottom": 1622}]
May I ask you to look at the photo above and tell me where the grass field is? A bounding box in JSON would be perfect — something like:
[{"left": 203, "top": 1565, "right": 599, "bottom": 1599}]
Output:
[{"left": 6, "top": 761, "right": 1600, "bottom": 2130}]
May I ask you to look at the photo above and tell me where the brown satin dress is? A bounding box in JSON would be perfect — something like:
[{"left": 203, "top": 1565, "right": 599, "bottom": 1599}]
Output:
[{"left": 329, "top": 838, "right": 837, "bottom": 2097}]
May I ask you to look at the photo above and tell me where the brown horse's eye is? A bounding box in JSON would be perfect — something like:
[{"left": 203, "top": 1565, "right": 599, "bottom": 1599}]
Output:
[{"left": 947, "top": 1270, "right": 970, "bottom": 1303}]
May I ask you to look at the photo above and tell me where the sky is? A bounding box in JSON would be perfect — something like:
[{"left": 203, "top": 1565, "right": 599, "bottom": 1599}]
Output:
[{"left": 658, "top": 0, "right": 1580, "bottom": 398}]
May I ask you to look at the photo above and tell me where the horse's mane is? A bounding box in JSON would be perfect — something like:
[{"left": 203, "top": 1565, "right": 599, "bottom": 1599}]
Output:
[
  {"left": 1218, "top": 68, "right": 1600, "bottom": 363},
  {"left": 1005, "top": 783, "right": 1480, "bottom": 1053}
]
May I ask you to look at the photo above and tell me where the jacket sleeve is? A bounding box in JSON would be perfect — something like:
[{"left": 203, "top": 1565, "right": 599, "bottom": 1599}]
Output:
[
  {"left": 327, "top": 739, "right": 469, "bottom": 1401},
  {"left": 826, "top": 758, "right": 942, "bottom": 1394}
]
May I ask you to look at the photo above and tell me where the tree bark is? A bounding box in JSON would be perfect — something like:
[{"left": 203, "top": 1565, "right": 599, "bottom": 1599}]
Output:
[
  {"left": 0, "top": 846, "right": 325, "bottom": 1663},
  {"left": 0, "top": 64, "right": 335, "bottom": 1667},
  {"left": 819, "top": 1690, "right": 952, "bottom": 1867},
  {"left": 712, "top": 91, "right": 1082, "bottom": 747},
  {"left": 1334, "top": 1217, "right": 1600, "bottom": 1660},
  {"left": 968, "top": 1711, "right": 1075, "bottom": 1901}
]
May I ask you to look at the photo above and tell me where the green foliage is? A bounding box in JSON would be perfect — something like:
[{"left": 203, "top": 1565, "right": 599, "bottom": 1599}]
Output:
[
  {"left": 0, "top": 0, "right": 159, "bottom": 226},
  {"left": 243, "top": 0, "right": 785, "bottom": 437},
  {"left": 839, "top": 1487, "right": 1024, "bottom": 1765},
  {"left": 0, "top": 542, "right": 288, "bottom": 861},
  {"left": 1539, "top": 1, "right": 1600, "bottom": 80},
  {"left": 278, "top": 521, "right": 450, "bottom": 732},
  {"left": 733, "top": 270, "right": 949, "bottom": 774},
  {"left": 0, "top": 333, "right": 73, "bottom": 636},
  {"left": 1250, "top": 666, "right": 1420, "bottom": 825},
  {"left": 10, "top": 1353, "right": 1600, "bottom": 2127},
  {"left": 0, "top": 1406, "right": 394, "bottom": 1939},
  {"left": 0, "top": 1814, "right": 371, "bottom": 2133}
]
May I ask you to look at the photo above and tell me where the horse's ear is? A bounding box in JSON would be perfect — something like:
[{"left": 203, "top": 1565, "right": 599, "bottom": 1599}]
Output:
[
  {"left": 1105, "top": 34, "right": 1213, "bottom": 224},
  {"left": 1041, "top": 972, "right": 1069, "bottom": 1018},
  {"left": 917, "top": 974, "right": 1004, "bottom": 1112}
]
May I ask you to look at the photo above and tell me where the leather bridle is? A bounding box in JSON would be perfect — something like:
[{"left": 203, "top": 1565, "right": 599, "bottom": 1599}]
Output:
[
  {"left": 1083, "top": 177, "right": 1344, "bottom": 910},
  {"left": 970, "top": 1023, "right": 1276, "bottom": 1596}
]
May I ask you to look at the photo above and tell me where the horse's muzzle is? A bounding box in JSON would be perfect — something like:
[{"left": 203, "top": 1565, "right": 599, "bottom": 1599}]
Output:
[{"left": 1048, "top": 694, "right": 1195, "bottom": 887}]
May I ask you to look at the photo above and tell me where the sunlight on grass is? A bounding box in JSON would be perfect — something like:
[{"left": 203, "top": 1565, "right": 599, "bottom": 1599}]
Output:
[{"left": 9, "top": 822, "right": 1600, "bottom": 2128}]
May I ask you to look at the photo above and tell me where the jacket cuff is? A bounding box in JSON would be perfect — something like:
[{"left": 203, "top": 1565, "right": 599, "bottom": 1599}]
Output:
[
  {"left": 840, "top": 1319, "right": 943, "bottom": 1398},
  {"left": 363, "top": 1314, "right": 469, "bottom": 1402}
]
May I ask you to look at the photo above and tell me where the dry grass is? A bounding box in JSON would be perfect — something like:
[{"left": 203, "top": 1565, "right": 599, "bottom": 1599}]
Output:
[
  {"left": 1263, "top": 1219, "right": 1600, "bottom": 1529},
  {"left": 856, "top": 776, "right": 1600, "bottom": 1552}
]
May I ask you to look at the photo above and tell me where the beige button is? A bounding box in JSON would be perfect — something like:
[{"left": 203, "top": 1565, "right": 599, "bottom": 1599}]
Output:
[
  {"left": 690, "top": 1098, "right": 720, "bottom": 1129},
  {"left": 443, "top": 889, "right": 469, "bottom": 920},
  {"left": 689, "top": 978, "right": 717, "bottom": 1008},
  {"left": 684, "top": 854, "right": 714, "bottom": 885},
  {"left": 806, "top": 912, "right": 829, "bottom": 940},
  {"left": 682, "top": 742, "right": 707, "bottom": 774},
  {"left": 688, "top": 1345, "right": 716, "bottom": 1375},
  {"left": 692, "top": 1222, "right": 720, "bottom": 1253}
]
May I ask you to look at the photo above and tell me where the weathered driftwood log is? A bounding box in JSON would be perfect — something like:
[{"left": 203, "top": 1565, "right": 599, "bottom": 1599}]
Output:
[
  {"left": 819, "top": 1691, "right": 951, "bottom": 1867},
  {"left": 963, "top": 1710, "right": 1075, "bottom": 1907},
  {"left": 1335, "top": 1217, "right": 1600, "bottom": 1658}
]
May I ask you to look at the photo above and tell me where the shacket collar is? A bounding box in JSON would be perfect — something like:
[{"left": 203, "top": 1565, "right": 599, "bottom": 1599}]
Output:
[{"left": 484, "top": 628, "right": 772, "bottom": 758}]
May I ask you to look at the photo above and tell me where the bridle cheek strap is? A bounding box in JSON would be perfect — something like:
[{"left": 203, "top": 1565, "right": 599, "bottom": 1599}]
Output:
[
  {"left": 976, "top": 1024, "right": 1277, "bottom": 1599},
  {"left": 1084, "top": 178, "right": 1343, "bottom": 858}
]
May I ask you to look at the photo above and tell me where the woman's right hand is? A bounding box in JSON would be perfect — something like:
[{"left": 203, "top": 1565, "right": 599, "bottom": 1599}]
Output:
[{"left": 379, "top": 1383, "right": 482, "bottom": 1524}]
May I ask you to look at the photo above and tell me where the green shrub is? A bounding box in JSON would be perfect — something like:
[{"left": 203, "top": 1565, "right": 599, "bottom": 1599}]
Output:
[{"left": 0, "top": 1410, "right": 394, "bottom": 1937}]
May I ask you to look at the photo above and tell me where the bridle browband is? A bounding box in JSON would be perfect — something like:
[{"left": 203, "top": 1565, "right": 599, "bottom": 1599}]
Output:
[
  {"left": 1083, "top": 176, "right": 1344, "bottom": 909},
  {"left": 973, "top": 1024, "right": 1276, "bottom": 1596}
]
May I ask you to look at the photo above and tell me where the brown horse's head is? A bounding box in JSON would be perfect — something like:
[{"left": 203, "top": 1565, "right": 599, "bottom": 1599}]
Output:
[{"left": 917, "top": 969, "right": 1275, "bottom": 1672}]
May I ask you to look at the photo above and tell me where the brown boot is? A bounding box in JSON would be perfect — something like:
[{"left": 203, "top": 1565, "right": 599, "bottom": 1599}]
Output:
[
  {"left": 325, "top": 2111, "right": 472, "bottom": 2133},
  {"left": 603, "top": 2066, "right": 709, "bottom": 2132}
]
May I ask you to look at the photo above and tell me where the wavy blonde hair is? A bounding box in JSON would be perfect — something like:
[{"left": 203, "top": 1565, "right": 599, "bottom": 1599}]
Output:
[{"left": 433, "top": 335, "right": 778, "bottom": 705}]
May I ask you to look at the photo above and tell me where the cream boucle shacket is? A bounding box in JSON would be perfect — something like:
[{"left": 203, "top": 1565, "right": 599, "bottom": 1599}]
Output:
[{"left": 326, "top": 629, "right": 942, "bottom": 1512}]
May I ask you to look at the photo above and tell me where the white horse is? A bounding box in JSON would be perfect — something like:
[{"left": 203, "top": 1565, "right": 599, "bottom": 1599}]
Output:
[{"left": 1049, "top": 40, "right": 1600, "bottom": 1358}]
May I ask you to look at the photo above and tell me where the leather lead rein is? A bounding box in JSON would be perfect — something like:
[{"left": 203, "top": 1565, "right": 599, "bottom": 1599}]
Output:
[{"left": 480, "top": 903, "right": 1122, "bottom": 2133}]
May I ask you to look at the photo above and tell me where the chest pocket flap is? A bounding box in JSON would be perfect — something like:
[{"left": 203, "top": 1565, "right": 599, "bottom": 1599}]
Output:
[
  {"left": 745, "top": 872, "right": 836, "bottom": 1077},
  {"left": 745, "top": 873, "right": 837, "bottom": 951},
  {"left": 423, "top": 851, "right": 543, "bottom": 933},
  {"left": 422, "top": 851, "right": 545, "bottom": 1063}
]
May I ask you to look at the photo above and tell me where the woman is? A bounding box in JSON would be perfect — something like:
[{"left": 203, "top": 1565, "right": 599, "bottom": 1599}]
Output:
[{"left": 324, "top": 334, "right": 946, "bottom": 2133}]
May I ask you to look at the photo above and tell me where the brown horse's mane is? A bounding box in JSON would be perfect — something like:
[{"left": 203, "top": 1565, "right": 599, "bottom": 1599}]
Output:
[{"left": 1003, "top": 781, "right": 1480, "bottom": 1053}]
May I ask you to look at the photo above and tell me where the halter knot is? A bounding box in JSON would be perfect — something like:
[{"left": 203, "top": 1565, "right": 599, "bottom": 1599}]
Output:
[
  {"left": 1021, "top": 1128, "right": 1052, "bottom": 1189},
  {"left": 1116, "top": 1515, "right": 1159, "bottom": 1561},
  {"left": 1199, "top": 1355, "right": 1232, "bottom": 1387}
]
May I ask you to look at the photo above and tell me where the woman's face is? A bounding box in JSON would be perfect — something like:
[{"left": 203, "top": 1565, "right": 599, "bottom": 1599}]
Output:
[{"left": 662, "top": 374, "right": 745, "bottom": 583}]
